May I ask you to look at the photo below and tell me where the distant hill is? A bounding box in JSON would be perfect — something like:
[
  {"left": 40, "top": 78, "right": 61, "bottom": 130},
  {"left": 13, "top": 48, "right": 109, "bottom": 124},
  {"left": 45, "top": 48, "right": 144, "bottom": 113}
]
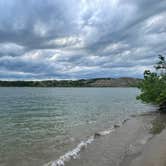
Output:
[
  {"left": 87, "top": 77, "right": 142, "bottom": 87},
  {"left": 0, "top": 77, "right": 141, "bottom": 87}
]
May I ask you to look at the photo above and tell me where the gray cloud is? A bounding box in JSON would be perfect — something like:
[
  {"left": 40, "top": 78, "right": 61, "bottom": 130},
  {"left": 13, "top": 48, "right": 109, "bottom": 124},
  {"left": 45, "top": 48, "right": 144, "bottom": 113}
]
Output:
[{"left": 0, "top": 0, "right": 165, "bottom": 80}]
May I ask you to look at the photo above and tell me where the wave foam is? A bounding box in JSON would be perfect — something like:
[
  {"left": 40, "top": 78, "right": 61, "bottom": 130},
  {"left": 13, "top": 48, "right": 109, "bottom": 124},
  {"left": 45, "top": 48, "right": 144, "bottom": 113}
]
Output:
[
  {"left": 95, "top": 127, "right": 115, "bottom": 136},
  {"left": 44, "top": 137, "right": 94, "bottom": 166}
]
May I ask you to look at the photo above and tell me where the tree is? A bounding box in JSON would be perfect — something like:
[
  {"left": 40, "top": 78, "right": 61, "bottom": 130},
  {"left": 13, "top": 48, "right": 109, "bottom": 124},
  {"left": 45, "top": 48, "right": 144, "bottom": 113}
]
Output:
[
  {"left": 137, "top": 55, "right": 166, "bottom": 112},
  {"left": 154, "top": 55, "right": 166, "bottom": 76}
]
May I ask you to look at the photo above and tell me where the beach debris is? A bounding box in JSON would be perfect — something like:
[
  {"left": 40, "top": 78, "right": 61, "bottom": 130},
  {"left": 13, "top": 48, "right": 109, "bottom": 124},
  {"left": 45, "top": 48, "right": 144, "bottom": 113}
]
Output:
[
  {"left": 94, "top": 132, "right": 102, "bottom": 138},
  {"left": 114, "top": 123, "right": 121, "bottom": 128},
  {"left": 94, "top": 128, "right": 115, "bottom": 138},
  {"left": 122, "top": 118, "right": 130, "bottom": 124}
]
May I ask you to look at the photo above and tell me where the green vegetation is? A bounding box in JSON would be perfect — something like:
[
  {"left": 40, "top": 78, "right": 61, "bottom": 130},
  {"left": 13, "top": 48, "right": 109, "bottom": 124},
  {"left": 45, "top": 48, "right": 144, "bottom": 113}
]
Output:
[{"left": 137, "top": 55, "right": 166, "bottom": 112}]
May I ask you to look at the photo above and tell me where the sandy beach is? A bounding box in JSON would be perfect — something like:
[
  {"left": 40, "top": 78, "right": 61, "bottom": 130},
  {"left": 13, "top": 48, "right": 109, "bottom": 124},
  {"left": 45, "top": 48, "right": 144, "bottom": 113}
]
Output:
[
  {"left": 129, "top": 114, "right": 166, "bottom": 166},
  {"left": 130, "top": 129, "right": 166, "bottom": 166},
  {"left": 66, "top": 113, "right": 166, "bottom": 166}
]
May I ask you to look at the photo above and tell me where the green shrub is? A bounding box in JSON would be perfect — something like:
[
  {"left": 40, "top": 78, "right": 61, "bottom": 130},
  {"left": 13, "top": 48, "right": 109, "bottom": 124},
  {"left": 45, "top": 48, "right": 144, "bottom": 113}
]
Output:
[{"left": 137, "top": 55, "right": 166, "bottom": 108}]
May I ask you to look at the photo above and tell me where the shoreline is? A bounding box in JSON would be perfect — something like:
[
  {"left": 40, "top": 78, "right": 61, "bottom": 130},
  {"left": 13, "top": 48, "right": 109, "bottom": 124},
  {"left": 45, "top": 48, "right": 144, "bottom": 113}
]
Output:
[
  {"left": 44, "top": 118, "right": 130, "bottom": 166},
  {"left": 48, "top": 112, "right": 166, "bottom": 166}
]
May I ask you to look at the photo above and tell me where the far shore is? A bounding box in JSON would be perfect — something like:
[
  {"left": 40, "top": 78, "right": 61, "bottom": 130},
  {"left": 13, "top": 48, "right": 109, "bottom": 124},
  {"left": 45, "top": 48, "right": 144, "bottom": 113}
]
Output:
[{"left": 0, "top": 77, "right": 141, "bottom": 87}]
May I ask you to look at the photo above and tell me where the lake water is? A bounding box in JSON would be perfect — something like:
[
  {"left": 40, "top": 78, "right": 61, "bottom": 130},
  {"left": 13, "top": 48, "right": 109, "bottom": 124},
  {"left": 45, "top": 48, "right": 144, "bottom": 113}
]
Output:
[{"left": 0, "top": 88, "right": 155, "bottom": 166}]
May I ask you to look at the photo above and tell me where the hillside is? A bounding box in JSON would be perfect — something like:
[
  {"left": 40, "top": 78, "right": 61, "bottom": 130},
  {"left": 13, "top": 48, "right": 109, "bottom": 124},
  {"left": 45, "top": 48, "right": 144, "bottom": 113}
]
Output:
[{"left": 0, "top": 77, "right": 141, "bottom": 87}]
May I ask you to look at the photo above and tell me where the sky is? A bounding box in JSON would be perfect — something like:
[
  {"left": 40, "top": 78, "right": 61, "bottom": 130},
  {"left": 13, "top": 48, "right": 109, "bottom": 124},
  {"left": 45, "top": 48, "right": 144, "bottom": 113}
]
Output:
[{"left": 0, "top": 0, "right": 166, "bottom": 80}]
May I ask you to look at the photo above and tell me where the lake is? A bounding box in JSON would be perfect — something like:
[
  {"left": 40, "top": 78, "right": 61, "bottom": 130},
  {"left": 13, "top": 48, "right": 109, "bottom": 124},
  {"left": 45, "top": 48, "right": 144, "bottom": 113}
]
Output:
[{"left": 0, "top": 88, "right": 154, "bottom": 166}]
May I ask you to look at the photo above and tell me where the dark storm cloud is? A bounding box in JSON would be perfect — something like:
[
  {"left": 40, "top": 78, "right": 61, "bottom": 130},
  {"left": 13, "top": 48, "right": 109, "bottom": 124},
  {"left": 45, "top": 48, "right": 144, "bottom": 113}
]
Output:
[{"left": 0, "top": 0, "right": 166, "bottom": 79}]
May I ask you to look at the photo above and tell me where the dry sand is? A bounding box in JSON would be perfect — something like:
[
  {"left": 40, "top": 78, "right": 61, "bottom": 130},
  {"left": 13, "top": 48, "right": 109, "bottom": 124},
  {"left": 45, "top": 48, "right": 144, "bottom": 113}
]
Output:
[
  {"left": 129, "top": 113, "right": 166, "bottom": 166},
  {"left": 130, "top": 129, "right": 166, "bottom": 166}
]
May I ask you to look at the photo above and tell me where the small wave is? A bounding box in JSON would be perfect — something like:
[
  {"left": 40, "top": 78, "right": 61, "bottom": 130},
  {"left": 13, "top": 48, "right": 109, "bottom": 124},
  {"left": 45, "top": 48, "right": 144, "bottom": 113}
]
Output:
[
  {"left": 94, "top": 127, "right": 115, "bottom": 137},
  {"left": 44, "top": 137, "right": 94, "bottom": 166},
  {"left": 44, "top": 118, "right": 130, "bottom": 166}
]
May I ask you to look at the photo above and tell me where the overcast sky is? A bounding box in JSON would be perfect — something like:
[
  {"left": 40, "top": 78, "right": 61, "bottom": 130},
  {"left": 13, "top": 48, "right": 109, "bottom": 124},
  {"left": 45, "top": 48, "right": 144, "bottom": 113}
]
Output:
[{"left": 0, "top": 0, "right": 166, "bottom": 80}]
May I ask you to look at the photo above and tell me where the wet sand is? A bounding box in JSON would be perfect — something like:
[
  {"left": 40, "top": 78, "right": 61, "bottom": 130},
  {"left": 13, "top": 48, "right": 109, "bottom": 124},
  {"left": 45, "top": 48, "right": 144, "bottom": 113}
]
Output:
[{"left": 65, "top": 113, "right": 166, "bottom": 166}]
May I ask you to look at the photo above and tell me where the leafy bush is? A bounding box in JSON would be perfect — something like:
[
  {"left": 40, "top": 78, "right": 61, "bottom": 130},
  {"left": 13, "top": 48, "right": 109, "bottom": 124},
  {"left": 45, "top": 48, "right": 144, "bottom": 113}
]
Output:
[{"left": 137, "top": 55, "right": 166, "bottom": 109}]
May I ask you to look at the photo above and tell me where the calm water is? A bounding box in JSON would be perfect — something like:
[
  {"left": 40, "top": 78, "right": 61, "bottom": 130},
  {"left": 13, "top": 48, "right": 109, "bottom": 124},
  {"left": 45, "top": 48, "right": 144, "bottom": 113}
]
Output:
[{"left": 0, "top": 88, "right": 154, "bottom": 166}]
